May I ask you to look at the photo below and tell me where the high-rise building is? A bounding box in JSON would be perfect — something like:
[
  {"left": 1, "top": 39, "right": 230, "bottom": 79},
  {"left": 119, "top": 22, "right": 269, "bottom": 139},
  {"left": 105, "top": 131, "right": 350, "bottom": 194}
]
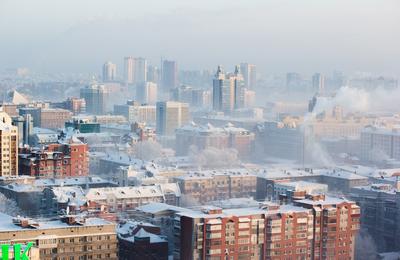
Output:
[
  {"left": 213, "top": 65, "right": 233, "bottom": 112},
  {"left": 212, "top": 65, "right": 244, "bottom": 113},
  {"left": 147, "top": 65, "right": 160, "bottom": 83},
  {"left": 240, "top": 63, "right": 257, "bottom": 89},
  {"left": 312, "top": 73, "right": 325, "bottom": 94},
  {"left": 80, "top": 83, "right": 108, "bottom": 115},
  {"left": 63, "top": 97, "right": 86, "bottom": 115},
  {"left": 134, "top": 57, "right": 148, "bottom": 84},
  {"left": 0, "top": 112, "right": 18, "bottom": 177},
  {"left": 244, "top": 89, "right": 256, "bottom": 108},
  {"left": 360, "top": 125, "right": 400, "bottom": 163},
  {"left": 19, "top": 107, "right": 41, "bottom": 127},
  {"left": 175, "top": 195, "right": 360, "bottom": 260},
  {"left": 233, "top": 65, "right": 245, "bottom": 109},
  {"left": 114, "top": 101, "right": 156, "bottom": 124},
  {"left": 124, "top": 56, "right": 134, "bottom": 84},
  {"left": 136, "top": 82, "right": 158, "bottom": 105},
  {"left": 102, "top": 61, "right": 117, "bottom": 82},
  {"left": 156, "top": 101, "right": 189, "bottom": 136},
  {"left": 162, "top": 60, "right": 178, "bottom": 91},
  {"left": 293, "top": 194, "right": 360, "bottom": 260},
  {"left": 12, "top": 114, "right": 33, "bottom": 146}
]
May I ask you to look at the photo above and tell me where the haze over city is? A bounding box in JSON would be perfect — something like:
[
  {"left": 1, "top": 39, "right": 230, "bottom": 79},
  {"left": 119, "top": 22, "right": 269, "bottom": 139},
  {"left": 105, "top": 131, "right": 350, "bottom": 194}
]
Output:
[
  {"left": 1, "top": 0, "right": 399, "bottom": 75},
  {"left": 0, "top": 1, "right": 400, "bottom": 260}
]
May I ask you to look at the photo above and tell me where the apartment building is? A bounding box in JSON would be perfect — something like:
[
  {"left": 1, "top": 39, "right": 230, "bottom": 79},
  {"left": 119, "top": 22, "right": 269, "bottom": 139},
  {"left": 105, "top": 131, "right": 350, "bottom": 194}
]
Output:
[
  {"left": 361, "top": 125, "right": 400, "bottom": 163},
  {"left": 175, "top": 122, "right": 255, "bottom": 157},
  {"left": 350, "top": 182, "right": 400, "bottom": 252},
  {"left": 85, "top": 184, "right": 181, "bottom": 212},
  {"left": 40, "top": 108, "right": 73, "bottom": 129},
  {"left": 175, "top": 169, "right": 256, "bottom": 203},
  {"left": 19, "top": 141, "right": 89, "bottom": 178},
  {"left": 0, "top": 214, "right": 118, "bottom": 260},
  {"left": 176, "top": 195, "right": 360, "bottom": 260},
  {"left": 293, "top": 194, "right": 360, "bottom": 260},
  {"left": 0, "top": 111, "right": 18, "bottom": 177}
]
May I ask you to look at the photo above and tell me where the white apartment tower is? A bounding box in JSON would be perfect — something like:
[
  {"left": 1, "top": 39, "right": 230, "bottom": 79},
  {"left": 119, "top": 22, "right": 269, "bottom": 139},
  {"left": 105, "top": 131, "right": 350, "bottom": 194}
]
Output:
[
  {"left": 156, "top": 101, "right": 189, "bottom": 136},
  {"left": 124, "top": 57, "right": 134, "bottom": 84},
  {"left": 102, "top": 61, "right": 117, "bottom": 82}
]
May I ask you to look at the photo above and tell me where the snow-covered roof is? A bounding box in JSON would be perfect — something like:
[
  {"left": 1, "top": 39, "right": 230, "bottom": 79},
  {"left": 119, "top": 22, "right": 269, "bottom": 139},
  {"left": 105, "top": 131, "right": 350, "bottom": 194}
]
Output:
[
  {"left": 176, "top": 204, "right": 310, "bottom": 219},
  {"left": 295, "top": 196, "right": 351, "bottom": 206},
  {"left": 175, "top": 168, "right": 254, "bottom": 180},
  {"left": 256, "top": 167, "right": 368, "bottom": 181},
  {"left": 2, "top": 176, "right": 114, "bottom": 192},
  {"left": 51, "top": 186, "right": 87, "bottom": 206},
  {"left": 0, "top": 212, "right": 113, "bottom": 231},
  {"left": 117, "top": 221, "right": 166, "bottom": 244},
  {"left": 176, "top": 122, "right": 251, "bottom": 135},
  {"left": 86, "top": 184, "right": 180, "bottom": 201},
  {"left": 135, "top": 202, "right": 190, "bottom": 215}
]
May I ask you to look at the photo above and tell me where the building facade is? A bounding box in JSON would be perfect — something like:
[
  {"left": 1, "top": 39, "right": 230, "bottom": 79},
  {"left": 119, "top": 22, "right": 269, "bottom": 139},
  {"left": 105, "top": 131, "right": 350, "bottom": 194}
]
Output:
[
  {"left": 80, "top": 84, "right": 108, "bottom": 115},
  {"left": 0, "top": 214, "right": 118, "bottom": 260},
  {"left": 0, "top": 112, "right": 18, "bottom": 177},
  {"left": 19, "top": 141, "right": 89, "bottom": 178},
  {"left": 156, "top": 101, "right": 189, "bottom": 136},
  {"left": 114, "top": 101, "right": 156, "bottom": 124}
]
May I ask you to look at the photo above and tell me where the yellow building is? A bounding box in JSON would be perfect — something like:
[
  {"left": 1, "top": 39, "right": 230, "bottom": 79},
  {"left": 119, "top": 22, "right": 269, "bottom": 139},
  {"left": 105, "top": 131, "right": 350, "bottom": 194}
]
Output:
[{"left": 0, "top": 111, "right": 18, "bottom": 177}]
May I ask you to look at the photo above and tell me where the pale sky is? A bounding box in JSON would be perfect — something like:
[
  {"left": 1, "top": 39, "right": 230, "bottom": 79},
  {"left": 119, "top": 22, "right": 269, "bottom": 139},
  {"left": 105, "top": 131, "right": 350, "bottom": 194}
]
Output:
[{"left": 0, "top": 0, "right": 399, "bottom": 75}]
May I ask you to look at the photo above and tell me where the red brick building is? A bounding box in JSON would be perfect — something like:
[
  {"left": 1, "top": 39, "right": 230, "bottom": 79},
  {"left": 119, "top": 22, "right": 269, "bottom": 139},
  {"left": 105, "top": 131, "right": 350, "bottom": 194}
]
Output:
[
  {"left": 175, "top": 195, "right": 360, "bottom": 260},
  {"left": 293, "top": 194, "right": 360, "bottom": 260},
  {"left": 19, "top": 141, "right": 89, "bottom": 178}
]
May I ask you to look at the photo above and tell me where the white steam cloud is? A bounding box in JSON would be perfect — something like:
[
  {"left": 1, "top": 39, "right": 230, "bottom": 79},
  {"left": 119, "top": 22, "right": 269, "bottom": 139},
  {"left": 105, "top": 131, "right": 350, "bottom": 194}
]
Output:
[{"left": 311, "top": 86, "right": 400, "bottom": 116}]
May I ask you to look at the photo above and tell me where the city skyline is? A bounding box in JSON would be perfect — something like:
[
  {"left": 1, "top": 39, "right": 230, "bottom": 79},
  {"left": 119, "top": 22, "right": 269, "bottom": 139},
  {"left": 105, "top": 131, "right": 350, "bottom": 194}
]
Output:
[{"left": 0, "top": 0, "right": 399, "bottom": 76}]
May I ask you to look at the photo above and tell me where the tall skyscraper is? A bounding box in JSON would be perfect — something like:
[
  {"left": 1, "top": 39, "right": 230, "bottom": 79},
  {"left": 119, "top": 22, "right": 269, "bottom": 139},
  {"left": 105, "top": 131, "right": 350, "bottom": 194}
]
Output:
[
  {"left": 0, "top": 111, "right": 18, "bottom": 177},
  {"left": 240, "top": 63, "right": 257, "bottom": 89},
  {"left": 102, "top": 61, "right": 117, "bottom": 82},
  {"left": 156, "top": 101, "right": 189, "bottom": 136},
  {"left": 12, "top": 114, "right": 33, "bottom": 146},
  {"left": 213, "top": 66, "right": 233, "bottom": 112},
  {"left": 147, "top": 65, "right": 160, "bottom": 83},
  {"left": 312, "top": 73, "right": 325, "bottom": 94},
  {"left": 134, "top": 57, "right": 147, "bottom": 84},
  {"left": 233, "top": 65, "right": 245, "bottom": 109},
  {"left": 80, "top": 83, "right": 108, "bottom": 115},
  {"left": 162, "top": 60, "right": 178, "bottom": 91},
  {"left": 136, "top": 82, "right": 158, "bottom": 105},
  {"left": 213, "top": 65, "right": 245, "bottom": 113},
  {"left": 124, "top": 57, "right": 134, "bottom": 84}
]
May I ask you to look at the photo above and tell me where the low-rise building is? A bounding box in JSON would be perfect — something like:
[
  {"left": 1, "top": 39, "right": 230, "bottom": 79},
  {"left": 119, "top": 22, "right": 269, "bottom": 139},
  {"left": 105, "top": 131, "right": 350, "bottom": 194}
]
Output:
[
  {"left": 256, "top": 167, "right": 369, "bottom": 200},
  {"left": 175, "top": 169, "right": 256, "bottom": 203},
  {"left": 117, "top": 220, "right": 168, "bottom": 260},
  {"left": 175, "top": 122, "right": 255, "bottom": 157},
  {"left": 0, "top": 214, "right": 118, "bottom": 260},
  {"left": 40, "top": 108, "right": 72, "bottom": 129},
  {"left": 85, "top": 184, "right": 181, "bottom": 213},
  {"left": 19, "top": 141, "right": 89, "bottom": 178},
  {"left": 0, "top": 176, "right": 116, "bottom": 216},
  {"left": 114, "top": 101, "right": 156, "bottom": 124}
]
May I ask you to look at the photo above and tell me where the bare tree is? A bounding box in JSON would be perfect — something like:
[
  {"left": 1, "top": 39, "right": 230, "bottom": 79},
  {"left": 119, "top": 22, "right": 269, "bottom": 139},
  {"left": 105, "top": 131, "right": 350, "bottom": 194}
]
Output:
[
  {"left": 0, "top": 193, "right": 22, "bottom": 217},
  {"left": 134, "top": 140, "right": 163, "bottom": 161}
]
